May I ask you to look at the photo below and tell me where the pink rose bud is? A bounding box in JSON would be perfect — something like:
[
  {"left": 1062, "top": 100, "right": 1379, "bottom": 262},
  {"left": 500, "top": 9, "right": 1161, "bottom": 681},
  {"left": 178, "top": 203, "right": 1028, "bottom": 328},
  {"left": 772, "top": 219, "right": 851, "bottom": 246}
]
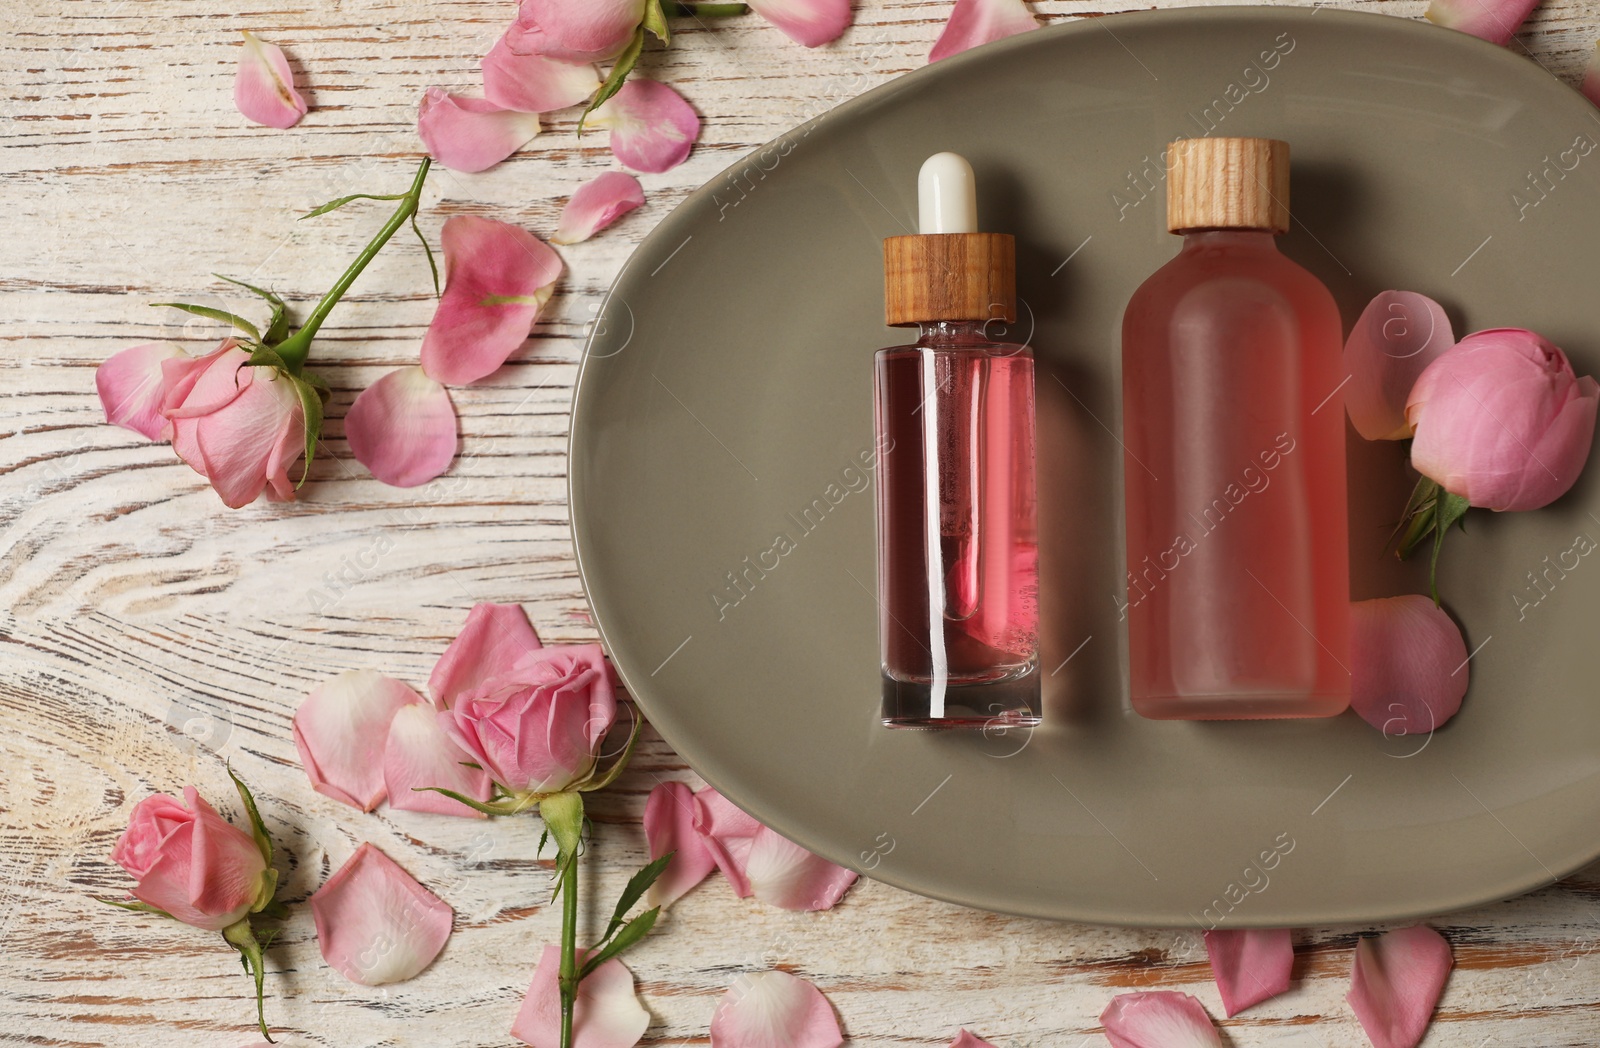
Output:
[
  {"left": 110, "top": 786, "right": 274, "bottom": 931},
  {"left": 1406, "top": 328, "right": 1599, "bottom": 511},
  {"left": 439, "top": 644, "right": 617, "bottom": 796}
]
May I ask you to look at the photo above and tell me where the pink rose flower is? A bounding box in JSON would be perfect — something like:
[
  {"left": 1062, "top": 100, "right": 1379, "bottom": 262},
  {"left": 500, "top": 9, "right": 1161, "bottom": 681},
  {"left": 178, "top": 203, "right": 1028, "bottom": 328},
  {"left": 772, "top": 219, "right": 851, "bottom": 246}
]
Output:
[
  {"left": 1406, "top": 328, "right": 1599, "bottom": 511},
  {"left": 110, "top": 786, "right": 274, "bottom": 931},
  {"left": 439, "top": 644, "right": 617, "bottom": 796},
  {"left": 160, "top": 342, "right": 306, "bottom": 508}
]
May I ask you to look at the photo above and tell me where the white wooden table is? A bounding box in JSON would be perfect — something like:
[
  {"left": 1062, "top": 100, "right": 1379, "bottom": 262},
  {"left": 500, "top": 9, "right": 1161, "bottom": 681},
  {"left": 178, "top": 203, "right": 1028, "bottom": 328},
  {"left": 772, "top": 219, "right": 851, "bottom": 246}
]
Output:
[{"left": 6, "top": 1, "right": 1600, "bottom": 1044}]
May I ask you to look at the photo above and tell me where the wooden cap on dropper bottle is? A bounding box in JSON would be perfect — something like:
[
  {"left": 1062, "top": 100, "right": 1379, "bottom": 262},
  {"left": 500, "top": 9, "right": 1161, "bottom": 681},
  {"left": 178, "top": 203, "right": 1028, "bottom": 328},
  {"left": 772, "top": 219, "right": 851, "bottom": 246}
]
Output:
[
  {"left": 884, "top": 153, "right": 1016, "bottom": 327},
  {"left": 1166, "top": 137, "right": 1290, "bottom": 234}
]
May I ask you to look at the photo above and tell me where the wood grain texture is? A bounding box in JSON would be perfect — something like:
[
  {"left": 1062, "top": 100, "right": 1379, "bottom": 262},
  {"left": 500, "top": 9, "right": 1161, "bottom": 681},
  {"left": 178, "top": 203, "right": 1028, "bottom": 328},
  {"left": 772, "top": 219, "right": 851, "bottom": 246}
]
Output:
[{"left": 6, "top": 0, "right": 1600, "bottom": 1045}]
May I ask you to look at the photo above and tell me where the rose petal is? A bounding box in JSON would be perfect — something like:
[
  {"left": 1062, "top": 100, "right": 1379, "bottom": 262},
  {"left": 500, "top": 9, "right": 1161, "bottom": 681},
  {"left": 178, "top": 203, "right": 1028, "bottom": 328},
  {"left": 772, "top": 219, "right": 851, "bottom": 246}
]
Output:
[
  {"left": 744, "top": 0, "right": 852, "bottom": 47},
  {"left": 293, "top": 670, "right": 422, "bottom": 811},
  {"left": 511, "top": 943, "right": 650, "bottom": 1048},
  {"left": 1099, "top": 992, "right": 1221, "bottom": 1048},
  {"left": 1203, "top": 929, "right": 1293, "bottom": 1016},
  {"left": 345, "top": 366, "right": 458, "bottom": 487},
  {"left": 745, "top": 828, "right": 857, "bottom": 911},
  {"left": 587, "top": 80, "right": 700, "bottom": 174},
  {"left": 553, "top": 172, "right": 645, "bottom": 245},
  {"left": 929, "top": 0, "right": 1039, "bottom": 62},
  {"left": 644, "top": 781, "right": 716, "bottom": 907},
  {"left": 482, "top": 33, "right": 601, "bottom": 114},
  {"left": 98, "top": 342, "right": 187, "bottom": 439},
  {"left": 417, "top": 87, "right": 542, "bottom": 173},
  {"left": 1350, "top": 596, "right": 1469, "bottom": 738},
  {"left": 520, "top": 0, "right": 645, "bottom": 58},
  {"left": 233, "top": 31, "right": 307, "bottom": 129},
  {"left": 190, "top": 364, "right": 304, "bottom": 509},
  {"left": 694, "top": 787, "right": 763, "bottom": 897},
  {"left": 1347, "top": 926, "right": 1453, "bottom": 1048},
  {"left": 420, "top": 216, "right": 564, "bottom": 386},
  {"left": 1584, "top": 41, "right": 1600, "bottom": 107},
  {"left": 1424, "top": 0, "right": 1541, "bottom": 44},
  {"left": 383, "top": 703, "right": 495, "bottom": 817},
  {"left": 1342, "top": 291, "right": 1455, "bottom": 441},
  {"left": 310, "top": 842, "right": 453, "bottom": 986},
  {"left": 429, "top": 602, "right": 543, "bottom": 710},
  {"left": 709, "top": 970, "right": 843, "bottom": 1048},
  {"left": 949, "top": 1033, "right": 998, "bottom": 1048}
]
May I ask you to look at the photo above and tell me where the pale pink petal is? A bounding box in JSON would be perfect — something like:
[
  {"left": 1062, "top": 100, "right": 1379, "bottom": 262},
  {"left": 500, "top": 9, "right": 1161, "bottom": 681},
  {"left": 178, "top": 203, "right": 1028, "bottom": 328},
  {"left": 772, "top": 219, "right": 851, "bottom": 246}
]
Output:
[
  {"left": 1350, "top": 596, "right": 1469, "bottom": 737},
  {"left": 744, "top": 0, "right": 852, "bottom": 47},
  {"left": 511, "top": 943, "right": 650, "bottom": 1048},
  {"left": 233, "top": 31, "right": 307, "bottom": 129},
  {"left": 521, "top": 0, "right": 645, "bottom": 57},
  {"left": 98, "top": 342, "right": 187, "bottom": 439},
  {"left": 417, "top": 87, "right": 542, "bottom": 173},
  {"left": 1424, "top": 0, "right": 1541, "bottom": 44},
  {"left": 1203, "top": 929, "right": 1293, "bottom": 1016},
  {"left": 429, "top": 602, "right": 543, "bottom": 710},
  {"left": 310, "top": 842, "right": 453, "bottom": 986},
  {"left": 193, "top": 365, "right": 303, "bottom": 509},
  {"left": 1347, "top": 926, "right": 1453, "bottom": 1048},
  {"left": 1099, "top": 992, "right": 1221, "bottom": 1048},
  {"left": 1343, "top": 292, "right": 1455, "bottom": 441},
  {"left": 161, "top": 345, "right": 252, "bottom": 421},
  {"left": 929, "top": 0, "right": 1038, "bottom": 62},
  {"left": 420, "top": 215, "right": 564, "bottom": 386},
  {"left": 553, "top": 172, "right": 645, "bottom": 245},
  {"left": 587, "top": 80, "right": 700, "bottom": 174},
  {"left": 694, "top": 787, "right": 763, "bottom": 897},
  {"left": 949, "top": 1033, "right": 997, "bottom": 1048},
  {"left": 709, "top": 970, "right": 842, "bottom": 1048},
  {"left": 383, "top": 703, "right": 495, "bottom": 817},
  {"left": 644, "top": 781, "right": 716, "bottom": 907},
  {"left": 293, "top": 670, "right": 422, "bottom": 811},
  {"left": 1584, "top": 42, "right": 1600, "bottom": 107},
  {"left": 746, "top": 828, "right": 857, "bottom": 911},
  {"left": 345, "top": 366, "right": 458, "bottom": 487},
  {"left": 482, "top": 33, "right": 601, "bottom": 114}
]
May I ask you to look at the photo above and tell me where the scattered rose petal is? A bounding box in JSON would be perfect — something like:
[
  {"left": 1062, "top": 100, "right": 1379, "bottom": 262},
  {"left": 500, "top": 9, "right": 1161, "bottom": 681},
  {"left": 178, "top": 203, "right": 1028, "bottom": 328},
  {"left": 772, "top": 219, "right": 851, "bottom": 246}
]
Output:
[
  {"left": 233, "top": 31, "right": 307, "bottom": 129},
  {"left": 694, "top": 787, "right": 763, "bottom": 897},
  {"left": 383, "top": 702, "right": 495, "bottom": 817},
  {"left": 746, "top": 828, "right": 857, "bottom": 911},
  {"left": 1343, "top": 291, "right": 1455, "bottom": 441},
  {"left": 1347, "top": 926, "right": 1454, "bottom": 1048},
  {"left": 744, "top": 0, "right": 852, "bottom": 47},
  {"left": 519, "top": 0, "right": 645, "bottom": 60},
  {"left": 420, "top": 216, "right": 564, "bottom": 386},
  {"left": 293, "top": 670, "right": 421, "bottom": 811},
  {"left": 417, "top": 88, "right": 542, "bottom": 173},
  {"left": 1424, "top": 0, "right": 1541, "bottom": 44},
  {"left": 1203, "top": 928, "right": 1293, "bottom": 1016},
  {"left": 345, "top": 366, "right": 458, "bottom": 487},
  {"left": 1099, "top": 992, "right": 1221, "bottom": 1048},
  {"left": 512, "top": 943, "right": 650, "bottom": 1048},
  {"left": 97, "top": 342, "right": 187, "bottom": 439},
  {"left": 587, "top": 80, "right": 700, "bottom": 174},
  {"left": 553, "top": 172, "right": 645, "bottom": 245},
  {"left": 310, "top": 843, "right": 453, "bottom": 986},
  {"left": 929, "top": 0, "right": 1039, "bottom": 62},
  {"left": 1350, "top": 596, "right": 1469, "bottom": 738},
  {"left": 709, "top": 970, "right": 842, "bottom": 1048},
  {"left": 949, "top": 1033, "right": 997, "bottom": 1048},
  {"left": 644, "top": 781, "right": 717, "bottom": 907},
  {"left": 482, "top": 33, "right": 601, "bottom": 114},
  {"left": 429, "top": 602, "right": 543, "bottom": 710},
  {"left": 1584, "top": 41, "right": 1600, "bottom": 107}
]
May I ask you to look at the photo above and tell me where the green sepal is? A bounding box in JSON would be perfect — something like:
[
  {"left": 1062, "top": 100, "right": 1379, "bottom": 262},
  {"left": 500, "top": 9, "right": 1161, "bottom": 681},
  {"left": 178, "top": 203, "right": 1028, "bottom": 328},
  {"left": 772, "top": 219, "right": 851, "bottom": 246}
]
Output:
[
  {"left": 412, "top": 212, "right": 440, "bottom": 298},
  {"left": 98, "top": 897, "right": 174, "bottom": 918},
  {"left": 289, "top": 372, "right": 325, "bottom": 489},
  {"left": 1428, "top": 491, "right": 1470, "bottom": 605},
  {"left": 1393, "top": 474, "right": 1441, "bottom": 560},
  {"left": 299, "top": 368, "right": 333, "bottom": 406},
  {"left": 411, "top": 786, "right": 529, "bottom": 817},
  {"left": 597, "top": 852, "right": 671, "bottom": 948},
  {"left": 222, "top": 918, "right": 274, "bottom": 1043},
  {"left": 579, "top": 906, "right": 659, "bottom": 980},
  {"left": 643, "top": 0, "right": 670, "bottom": 44},
  {"left": 577, "top": 710, "right": 643, "bottom": 794},
  {"left": 536, "top": 826, "right": 549, "bottom": 858},
  {"left": 539, "top": 790, "right": 585, "bottom": 861},
  {"left": 581, "top": 27, "right": 645, "bottom": 133},
  {"left": 151, "top": 302, "right": 260, "bottom": 341},
  {"left": 214, "top": 274, "right": 290, "bottom": 346},
  {"left": 300, "top": 192, "right": 409, "bottom": 220},
  {"left": 226, "top": 765, "right": 281, "bottom": 916}
]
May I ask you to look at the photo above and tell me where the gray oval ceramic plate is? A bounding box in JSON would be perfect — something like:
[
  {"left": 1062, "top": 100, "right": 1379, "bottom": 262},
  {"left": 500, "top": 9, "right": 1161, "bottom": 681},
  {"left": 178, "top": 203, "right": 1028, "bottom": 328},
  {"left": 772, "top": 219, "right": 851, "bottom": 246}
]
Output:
[{"left": 570, "top": 6, "right": 1600, "bottom": 926}]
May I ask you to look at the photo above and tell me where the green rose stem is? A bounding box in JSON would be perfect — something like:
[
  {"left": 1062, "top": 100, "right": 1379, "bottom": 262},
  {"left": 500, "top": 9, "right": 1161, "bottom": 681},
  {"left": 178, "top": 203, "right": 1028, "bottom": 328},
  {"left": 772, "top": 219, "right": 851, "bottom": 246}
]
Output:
[{"left": 540, "top": 791, "right": 585, "bottom": 1048}]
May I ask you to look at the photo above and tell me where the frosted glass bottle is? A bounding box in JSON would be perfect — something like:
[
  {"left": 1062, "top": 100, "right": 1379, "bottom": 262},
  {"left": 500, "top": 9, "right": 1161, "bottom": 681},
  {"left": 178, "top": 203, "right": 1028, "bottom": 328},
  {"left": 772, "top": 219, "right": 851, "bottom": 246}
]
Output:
[{"left": 1120, "top": 138, "right": 1349, "bottom": 719}]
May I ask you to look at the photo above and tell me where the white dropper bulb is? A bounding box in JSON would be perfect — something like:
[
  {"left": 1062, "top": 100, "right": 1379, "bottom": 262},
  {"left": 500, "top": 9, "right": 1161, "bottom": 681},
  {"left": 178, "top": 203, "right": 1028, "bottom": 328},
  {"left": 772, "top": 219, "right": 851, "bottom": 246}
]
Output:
[{"left": 917, "top": 152, "right": 979, "bottom": 235}]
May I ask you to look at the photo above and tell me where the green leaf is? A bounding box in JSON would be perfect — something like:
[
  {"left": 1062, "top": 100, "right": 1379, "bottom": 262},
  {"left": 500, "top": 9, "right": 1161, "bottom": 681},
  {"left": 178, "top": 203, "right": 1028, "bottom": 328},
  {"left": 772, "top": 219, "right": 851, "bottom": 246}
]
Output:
[
  {"left": 596, "top": 853, "right": 672, "bottom": 947},
  {"left": 540, "top": 791, "right": 585, "bottom": 860},
  {"left": 577, "top": 709, "right": 643, "bottom": 794},
  {"left": 643, "top": 0, "right": 670, "bottom": 44},
  {"left": 580, "top": 27, "right": 645, "bottom": 133},
  {"left": 412, "top": 212, "right": 441, "bottom": 298},
  {"left": 579, "top": 907, "right": 659, "bottom": 979},
  {"left": 151, "top": 302, "right": 260, "bottom": 341},
  {"left": 223, "top": 919, "right": 274, "bottom": 1043},
  {"left": 226, "top": 765, "right": 274, "bottom": 868},
  {"left": 300, "top": 192, "right": 409, "bottom": 220},
  {"left": 98, "top": 897, "right": 174, "bottom": 918}
]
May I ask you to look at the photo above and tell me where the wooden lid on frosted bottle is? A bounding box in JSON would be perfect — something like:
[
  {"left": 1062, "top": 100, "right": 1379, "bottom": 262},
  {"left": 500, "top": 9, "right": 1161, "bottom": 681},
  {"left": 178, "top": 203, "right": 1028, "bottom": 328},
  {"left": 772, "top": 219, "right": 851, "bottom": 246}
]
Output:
[{"left": 1166, "top": 137, "right": 1291, "bottom": 234}]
